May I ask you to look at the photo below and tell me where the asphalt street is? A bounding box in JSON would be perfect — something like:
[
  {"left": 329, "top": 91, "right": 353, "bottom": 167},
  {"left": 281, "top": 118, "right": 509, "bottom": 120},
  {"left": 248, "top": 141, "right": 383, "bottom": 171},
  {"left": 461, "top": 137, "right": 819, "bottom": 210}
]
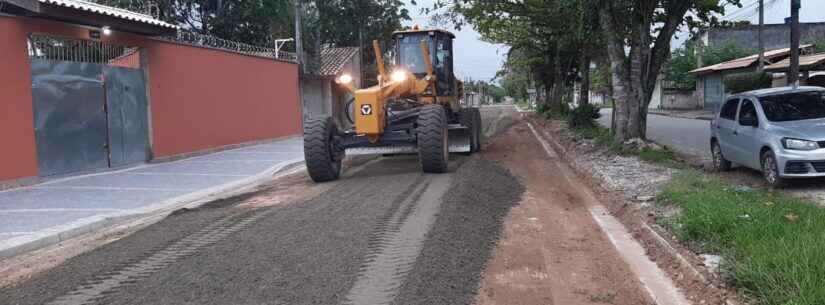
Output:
[{"left": 598, "top": 108, "right": 711, "bottom": 158}]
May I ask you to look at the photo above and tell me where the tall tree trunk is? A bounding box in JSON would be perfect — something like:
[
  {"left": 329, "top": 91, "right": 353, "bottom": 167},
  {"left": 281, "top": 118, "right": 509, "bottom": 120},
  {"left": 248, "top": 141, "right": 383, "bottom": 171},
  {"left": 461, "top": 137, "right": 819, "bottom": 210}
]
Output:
[
  {"left": 600, "top": 5, "right": 631, "bottom": 142},
  {"left": 548, "top": 82, "right": 562, "bottom": 111},
  {"left": 544, "top": 85, "right": 554, "bottom": 110},
  {"left": 627, "top": 44, "right": 644, "bottom": 140},
  {"left": 579, "top": 54, "right": 590, "bottom": 106}
]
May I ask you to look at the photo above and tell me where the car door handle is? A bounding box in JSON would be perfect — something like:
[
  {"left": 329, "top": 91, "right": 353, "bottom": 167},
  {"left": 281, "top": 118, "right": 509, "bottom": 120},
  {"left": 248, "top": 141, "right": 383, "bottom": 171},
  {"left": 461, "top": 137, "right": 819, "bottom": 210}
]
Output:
[{"left": 733, "top": 130, "right": 739, "bottom": 135}]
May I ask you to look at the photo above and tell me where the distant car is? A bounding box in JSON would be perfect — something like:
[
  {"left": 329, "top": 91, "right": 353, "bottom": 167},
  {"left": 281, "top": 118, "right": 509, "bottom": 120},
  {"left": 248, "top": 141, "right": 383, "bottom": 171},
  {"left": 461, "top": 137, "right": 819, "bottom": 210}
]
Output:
[{"left": 710, "top": 86, "right": 825, "bottom": 187}]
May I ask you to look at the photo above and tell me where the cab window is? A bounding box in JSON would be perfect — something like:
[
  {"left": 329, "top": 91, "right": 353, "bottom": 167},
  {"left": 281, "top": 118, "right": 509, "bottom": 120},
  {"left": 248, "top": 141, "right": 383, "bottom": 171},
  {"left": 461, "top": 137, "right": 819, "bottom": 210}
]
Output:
[{"left": 720, "top": 99, "right": 739, "bottom": 120}]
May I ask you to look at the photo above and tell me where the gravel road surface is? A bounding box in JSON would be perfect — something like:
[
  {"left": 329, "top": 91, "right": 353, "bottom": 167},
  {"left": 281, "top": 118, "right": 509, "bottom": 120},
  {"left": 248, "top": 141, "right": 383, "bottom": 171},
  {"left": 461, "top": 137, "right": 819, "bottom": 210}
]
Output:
[
  {"left": 1, "top": 106, "right": 657, "bottom": 305},
  {"left": 1, "top": 107, "right": 525, "bottom": 305}
]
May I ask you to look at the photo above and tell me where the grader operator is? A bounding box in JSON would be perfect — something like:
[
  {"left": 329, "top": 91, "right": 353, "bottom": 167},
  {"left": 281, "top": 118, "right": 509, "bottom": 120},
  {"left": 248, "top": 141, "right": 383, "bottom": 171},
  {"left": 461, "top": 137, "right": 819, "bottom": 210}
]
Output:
[{"left": 303, "top": 27, "right": 482, "bottom": 182}]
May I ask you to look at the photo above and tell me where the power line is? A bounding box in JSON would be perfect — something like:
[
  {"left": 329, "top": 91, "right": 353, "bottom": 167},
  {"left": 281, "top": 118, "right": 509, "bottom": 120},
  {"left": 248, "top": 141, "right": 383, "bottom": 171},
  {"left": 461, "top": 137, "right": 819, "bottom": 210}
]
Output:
[
  {"left": 723, "top": 0, "right": 781, "bottom": 22},
  {"left": 722, "top": 0, "right": 759, "bottom": 21}
]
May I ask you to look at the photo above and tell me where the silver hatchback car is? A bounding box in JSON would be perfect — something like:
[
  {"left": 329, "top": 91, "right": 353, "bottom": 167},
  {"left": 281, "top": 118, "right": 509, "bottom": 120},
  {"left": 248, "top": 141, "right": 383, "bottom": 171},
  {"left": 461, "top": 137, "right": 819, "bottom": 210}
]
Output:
[{"left": 710, "top": 86, "right": 825, "bottom": 187}]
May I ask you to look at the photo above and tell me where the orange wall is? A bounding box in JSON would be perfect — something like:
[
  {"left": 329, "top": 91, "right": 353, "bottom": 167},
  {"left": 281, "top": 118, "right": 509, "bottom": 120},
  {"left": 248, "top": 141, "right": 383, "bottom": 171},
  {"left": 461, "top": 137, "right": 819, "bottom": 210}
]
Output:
[
  {"left": 0, "top": 15, "right": 300, "bottom": 181},
  {"left": 143, "top": 41, "right": 301, "bottom": 157},
  {"left": 0, "top": 17, "right": 39, "bottom": 181}
]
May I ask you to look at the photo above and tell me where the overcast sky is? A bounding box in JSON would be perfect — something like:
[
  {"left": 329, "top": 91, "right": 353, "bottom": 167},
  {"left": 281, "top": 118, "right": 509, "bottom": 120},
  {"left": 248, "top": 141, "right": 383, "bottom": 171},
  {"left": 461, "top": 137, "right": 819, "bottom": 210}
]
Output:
[
  {"left": 403, "top": 0, "right": 508, "bottom": 82},
  {"left": 403, "top": 0, "right": 825, "bottom": 82}
]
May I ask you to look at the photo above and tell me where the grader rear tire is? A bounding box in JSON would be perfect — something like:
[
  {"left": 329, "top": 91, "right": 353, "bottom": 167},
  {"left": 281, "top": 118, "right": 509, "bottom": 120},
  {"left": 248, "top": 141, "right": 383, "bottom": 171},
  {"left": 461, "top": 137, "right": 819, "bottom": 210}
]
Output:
[
  {"left": 417, "top": 105, "right": 449, "bottom": 173},
  {"left": 303, "top": 116, "right": 343, "bottom": 182}
]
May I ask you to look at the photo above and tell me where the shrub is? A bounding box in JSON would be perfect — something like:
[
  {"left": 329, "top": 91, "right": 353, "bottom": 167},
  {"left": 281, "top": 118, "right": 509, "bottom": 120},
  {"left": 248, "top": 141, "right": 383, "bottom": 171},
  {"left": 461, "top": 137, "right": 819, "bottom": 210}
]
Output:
[
  {"left": 725, "top": 72, "right": 772, "bottom": 94},
  {"left": 536, "top": 103, "right": 550, "bottom": 114},
  {"left": 567, "top": 103, "right": 601, "bottom": 128}
]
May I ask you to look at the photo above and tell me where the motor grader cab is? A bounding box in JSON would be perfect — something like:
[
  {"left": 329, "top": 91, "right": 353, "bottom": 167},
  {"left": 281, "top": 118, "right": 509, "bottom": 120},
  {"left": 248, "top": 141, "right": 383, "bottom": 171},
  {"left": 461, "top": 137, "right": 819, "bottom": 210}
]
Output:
[{"left": 302, "top": 27, "right": 482, "bottom": 182}]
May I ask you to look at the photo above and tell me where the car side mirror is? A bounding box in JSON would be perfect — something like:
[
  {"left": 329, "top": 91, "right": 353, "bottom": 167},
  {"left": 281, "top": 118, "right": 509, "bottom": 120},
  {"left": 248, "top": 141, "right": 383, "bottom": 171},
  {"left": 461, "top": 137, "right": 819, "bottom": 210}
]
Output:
[{"left": 740, "top": 117, "right": 758, "bottom": 127}]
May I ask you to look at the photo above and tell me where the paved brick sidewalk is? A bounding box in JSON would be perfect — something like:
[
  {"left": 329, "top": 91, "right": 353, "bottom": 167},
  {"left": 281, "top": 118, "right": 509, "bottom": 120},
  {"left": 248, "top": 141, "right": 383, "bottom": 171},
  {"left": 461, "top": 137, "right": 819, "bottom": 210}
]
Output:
[{"left": 0, "top": 137, "right": 304, "bottom": 258}]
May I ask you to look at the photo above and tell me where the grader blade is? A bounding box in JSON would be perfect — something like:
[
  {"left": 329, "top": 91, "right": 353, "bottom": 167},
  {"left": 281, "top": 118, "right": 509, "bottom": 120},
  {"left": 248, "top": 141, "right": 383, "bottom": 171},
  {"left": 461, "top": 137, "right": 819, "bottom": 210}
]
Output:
[
  {"left": 345, "top": 124, "right": 470, "bottom": 156},
  {"left": 345, "top": 144, "right": 417, "bottom": 155},
  {"left": 447, "top": 124, "right": 471, "bottom": 153}
]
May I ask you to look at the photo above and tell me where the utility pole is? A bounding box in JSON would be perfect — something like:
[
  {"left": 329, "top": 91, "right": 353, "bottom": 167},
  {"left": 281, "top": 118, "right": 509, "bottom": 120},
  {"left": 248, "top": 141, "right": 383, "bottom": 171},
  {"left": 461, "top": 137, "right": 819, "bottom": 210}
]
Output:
[
  {"left": 789, "top": 0, "right": 801, "bottom": 87},
  {"left": 294, "top": 0, "right": 304, "bottom": 74},
  {"left": 757, "top": 0, "right": 765, "bottom": 72}
]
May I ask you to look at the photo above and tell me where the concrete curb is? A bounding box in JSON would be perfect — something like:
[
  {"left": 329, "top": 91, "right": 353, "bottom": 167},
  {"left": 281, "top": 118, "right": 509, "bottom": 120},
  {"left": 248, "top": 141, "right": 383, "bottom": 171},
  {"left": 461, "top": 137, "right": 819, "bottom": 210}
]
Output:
[
  {"left": 649, "top": 111, "right": 713, "bottom": 121},
  {"left": 526, "top": 122, "right": 691, "bottom": 305},
  {"left": 529, "top": 120, "right": 709, "bottom": 280},
  {"left": 0, "top": 158, "right": 305, "bottom": 260}
]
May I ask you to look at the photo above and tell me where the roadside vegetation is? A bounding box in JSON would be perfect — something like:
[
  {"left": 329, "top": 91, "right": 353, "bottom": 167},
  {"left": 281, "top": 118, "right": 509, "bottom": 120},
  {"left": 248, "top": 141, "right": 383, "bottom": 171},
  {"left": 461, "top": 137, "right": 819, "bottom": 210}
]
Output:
[
  {"left": 659, "top": 171, "right": 825, "bottom": 305},
  {"left": 514, "top": 99, "right": 531, "bottom": 111},
  {"left": 537, "top": 104, "right": 681, "bottom": 168},
  {"left": 538, "top": 101, "right": 824, "bottom": 305}
]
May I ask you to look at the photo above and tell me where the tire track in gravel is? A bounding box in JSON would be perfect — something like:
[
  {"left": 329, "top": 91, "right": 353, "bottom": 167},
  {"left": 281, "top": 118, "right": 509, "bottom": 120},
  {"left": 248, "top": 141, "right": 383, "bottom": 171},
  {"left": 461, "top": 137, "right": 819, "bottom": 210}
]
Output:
[
  {"left": 45, "top": 209, "right": 269, "bottom": 305},
  {"left": 3, "top": 108, "right": 521, "bottom": 305},
  {"left": 343, "top": 174, "right": 450, "bottom": 305},
  {"left": 83, "top": 156, "right": 443, "bottom": 305}
]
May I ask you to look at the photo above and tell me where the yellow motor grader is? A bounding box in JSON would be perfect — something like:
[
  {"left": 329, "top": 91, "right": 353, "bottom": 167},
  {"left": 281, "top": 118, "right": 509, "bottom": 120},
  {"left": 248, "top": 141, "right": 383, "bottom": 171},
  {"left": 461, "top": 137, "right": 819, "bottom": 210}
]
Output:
[{"left": 303, "top": 27, "right": 482, "bottom": 182}]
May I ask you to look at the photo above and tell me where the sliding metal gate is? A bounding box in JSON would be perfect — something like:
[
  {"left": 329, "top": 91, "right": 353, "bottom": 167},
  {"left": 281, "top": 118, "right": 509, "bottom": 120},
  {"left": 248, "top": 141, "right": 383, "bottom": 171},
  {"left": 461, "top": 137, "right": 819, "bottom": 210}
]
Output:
[
  {"left": 104, "top": 66, "right": 150, "bottom": 168},
  {"left": 29, "top": 35, "right": 150, "bottom": 176}
]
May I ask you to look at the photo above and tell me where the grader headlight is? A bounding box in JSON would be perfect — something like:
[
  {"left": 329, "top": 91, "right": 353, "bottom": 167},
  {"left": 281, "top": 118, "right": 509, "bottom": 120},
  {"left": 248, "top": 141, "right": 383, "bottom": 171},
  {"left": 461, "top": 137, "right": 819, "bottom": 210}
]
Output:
[
  {"left": 391, "top": 70, "right": 408, "bottom": 82},
  {"left": 336, "top": 73, "right": 353, "bottom": 84}
]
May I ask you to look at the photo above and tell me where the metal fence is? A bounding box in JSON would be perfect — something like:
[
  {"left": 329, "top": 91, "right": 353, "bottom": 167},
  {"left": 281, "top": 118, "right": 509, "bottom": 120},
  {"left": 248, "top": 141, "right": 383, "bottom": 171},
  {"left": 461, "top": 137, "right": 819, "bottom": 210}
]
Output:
[
  {"left": 28, "top": 35, "right": 141, "bottom": 67},
  {"left": 157, "top": 31, "right": 297, "bottom": 62}
]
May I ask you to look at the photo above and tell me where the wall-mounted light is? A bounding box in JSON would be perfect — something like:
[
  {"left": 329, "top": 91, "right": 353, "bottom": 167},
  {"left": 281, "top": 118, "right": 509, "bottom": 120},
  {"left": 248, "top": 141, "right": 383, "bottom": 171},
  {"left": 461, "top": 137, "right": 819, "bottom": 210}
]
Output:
[{"left": 102, "top": 26, "right": 112, "bottom": 36}]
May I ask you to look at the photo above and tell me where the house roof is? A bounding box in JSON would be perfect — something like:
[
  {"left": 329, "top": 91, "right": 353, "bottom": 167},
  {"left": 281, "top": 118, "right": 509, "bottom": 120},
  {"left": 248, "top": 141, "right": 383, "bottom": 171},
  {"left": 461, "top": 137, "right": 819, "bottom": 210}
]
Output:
[
  {"left": 690, "top": 45, "right": 813, "bottom": 75},
  {"left": 1, "top": 0, "right": 176, "bottom": 35},
  {"left": 311, "top": 47, "right": 360, "bottom": 77},
  {"left": 764, "top": 53, "right": 825, "bottom": 72},
  {"left": 36, "top": 0, "right": 175, "bottom": 28}
]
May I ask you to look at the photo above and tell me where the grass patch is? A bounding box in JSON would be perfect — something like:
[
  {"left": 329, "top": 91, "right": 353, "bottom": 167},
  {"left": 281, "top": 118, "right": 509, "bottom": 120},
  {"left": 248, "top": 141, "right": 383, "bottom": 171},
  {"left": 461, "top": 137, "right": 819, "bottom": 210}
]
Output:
[
  {"left": 572, "top": 124, "right": 614, "bottom": 147},
  {"left": 569, "top": 124, "right": 683, "bottom": 168},
  {"left": 636, "top": 147, "right": 685, "bottom": 168},
  {"left": 659, "top": 171, "right": 825, "bottom": 305},
  {"left": 637, "top": 147, "right": 675, "bottom": 163}
]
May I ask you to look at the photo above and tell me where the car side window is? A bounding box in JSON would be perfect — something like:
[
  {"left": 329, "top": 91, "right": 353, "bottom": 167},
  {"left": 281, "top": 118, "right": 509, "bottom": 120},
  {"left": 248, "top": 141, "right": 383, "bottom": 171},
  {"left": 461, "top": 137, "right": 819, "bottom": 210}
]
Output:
[
  {"left": 720, "top": 99, "right": 740, "bottom": 120},
  {"left": 739, "top": 100, "right": 758, "bottom": 126}
]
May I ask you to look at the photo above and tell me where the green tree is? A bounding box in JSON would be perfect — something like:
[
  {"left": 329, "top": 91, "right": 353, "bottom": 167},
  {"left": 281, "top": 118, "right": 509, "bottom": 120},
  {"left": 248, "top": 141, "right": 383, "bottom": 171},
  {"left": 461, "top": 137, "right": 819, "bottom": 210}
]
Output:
[
  {"left": 598, "top": 0, "right": 740, "bottom": 141},
  {"left": 441, "top": 0, "right": 604, "bottom": 112},
  {"left": 665, "top": 41, "right": 753, "bottom": 90},
  {"left": 102, "top": 0, "right": 292, "bottom": 45},
  {"left": 313, "top": 0, "right": 409, "bottom": 48}
]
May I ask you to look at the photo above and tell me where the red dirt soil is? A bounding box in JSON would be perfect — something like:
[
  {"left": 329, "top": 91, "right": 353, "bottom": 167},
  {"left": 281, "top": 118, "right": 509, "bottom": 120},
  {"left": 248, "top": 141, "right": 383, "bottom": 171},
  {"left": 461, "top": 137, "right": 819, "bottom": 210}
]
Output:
[{"left": 475, "top": 121, "right": 654, "bottom": 305}]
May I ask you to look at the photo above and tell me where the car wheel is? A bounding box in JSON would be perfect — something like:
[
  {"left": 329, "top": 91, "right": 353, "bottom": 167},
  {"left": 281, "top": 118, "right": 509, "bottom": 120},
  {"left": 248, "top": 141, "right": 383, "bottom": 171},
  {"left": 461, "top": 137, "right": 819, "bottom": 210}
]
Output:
[
  {"left": 711, "top": 141, "right": 732, "bottom": 172},
  {"left": 761, "top": 150, "right": 786, "bottom": 188}
]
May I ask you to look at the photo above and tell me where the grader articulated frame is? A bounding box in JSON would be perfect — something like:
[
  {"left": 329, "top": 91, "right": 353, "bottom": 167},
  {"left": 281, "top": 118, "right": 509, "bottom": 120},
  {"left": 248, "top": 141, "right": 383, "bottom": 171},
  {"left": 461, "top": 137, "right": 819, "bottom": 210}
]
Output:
[{"left": 303, "top": 27, "right": 482, "bottom": 182}]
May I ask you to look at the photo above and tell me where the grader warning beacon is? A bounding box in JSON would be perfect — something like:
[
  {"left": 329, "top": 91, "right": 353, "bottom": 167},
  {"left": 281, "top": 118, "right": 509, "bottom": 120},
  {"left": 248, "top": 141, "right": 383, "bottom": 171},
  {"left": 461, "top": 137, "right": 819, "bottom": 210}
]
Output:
[{"left": 302, "top": 27, "right": 482, "bottom": 182}]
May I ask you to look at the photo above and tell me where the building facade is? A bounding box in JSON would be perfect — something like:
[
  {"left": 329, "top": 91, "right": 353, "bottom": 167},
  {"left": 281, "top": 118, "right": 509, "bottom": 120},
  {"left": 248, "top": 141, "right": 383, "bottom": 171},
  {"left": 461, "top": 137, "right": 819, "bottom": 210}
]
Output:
[{"left": 0, "top": 1, "right": 301, "bottom": 186}]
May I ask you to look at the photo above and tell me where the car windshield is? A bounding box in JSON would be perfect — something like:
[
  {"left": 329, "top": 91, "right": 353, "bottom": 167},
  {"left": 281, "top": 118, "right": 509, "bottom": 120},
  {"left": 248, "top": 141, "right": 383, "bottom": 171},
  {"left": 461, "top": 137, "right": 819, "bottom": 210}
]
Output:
[{"left": 759, "top": 91, "right": 825, "bottom": 122}]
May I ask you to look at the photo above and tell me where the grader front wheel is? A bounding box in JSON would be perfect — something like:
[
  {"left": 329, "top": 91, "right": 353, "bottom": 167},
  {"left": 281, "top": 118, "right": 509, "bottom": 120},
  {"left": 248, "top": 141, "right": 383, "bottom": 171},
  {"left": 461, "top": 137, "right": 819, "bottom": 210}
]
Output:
[
  {"left": 417, "top": 105, "right": 449, "bottom": 173},
  {"left": 303, "top": 116, "right": 343, "bottom": 182}
]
